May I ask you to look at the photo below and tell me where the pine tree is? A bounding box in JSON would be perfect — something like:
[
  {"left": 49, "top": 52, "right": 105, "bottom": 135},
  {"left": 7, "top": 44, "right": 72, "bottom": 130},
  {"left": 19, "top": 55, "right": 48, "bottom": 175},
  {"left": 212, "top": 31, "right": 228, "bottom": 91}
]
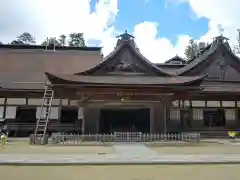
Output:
[{"left": 184, "top": 39, "right": 198, "bottom": 61}]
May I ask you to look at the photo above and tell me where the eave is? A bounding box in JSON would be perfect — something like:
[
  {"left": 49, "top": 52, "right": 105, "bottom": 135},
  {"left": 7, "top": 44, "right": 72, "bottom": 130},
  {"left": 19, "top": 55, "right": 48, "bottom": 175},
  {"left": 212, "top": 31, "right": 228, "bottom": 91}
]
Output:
[{"left": 45, "top": 72, "right": 206, "bottom": 87}]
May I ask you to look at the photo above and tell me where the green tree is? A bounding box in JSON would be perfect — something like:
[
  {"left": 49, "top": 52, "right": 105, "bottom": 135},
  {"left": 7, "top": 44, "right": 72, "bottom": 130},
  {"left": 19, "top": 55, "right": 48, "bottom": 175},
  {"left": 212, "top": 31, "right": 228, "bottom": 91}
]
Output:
[
  {"left": 58, "top": 34, "right": 67, "bottom": 46},
  {"left": 10, "top": 40, "right": 24, "bottom": 45},
  {"left": 68, "top": 33, "right": 86, "bottom": 47},
  {"left": 0, "top": 41, "right": 3, "bottom": 45},
  {"left": 184, "top": 39, "right": 198, "bottom": 60},
  {"left": 17, "top": 32, "right": 36, "bottom": 45},
  {"left": 41, "top": 37, "right": 61, "bottom": 46}
]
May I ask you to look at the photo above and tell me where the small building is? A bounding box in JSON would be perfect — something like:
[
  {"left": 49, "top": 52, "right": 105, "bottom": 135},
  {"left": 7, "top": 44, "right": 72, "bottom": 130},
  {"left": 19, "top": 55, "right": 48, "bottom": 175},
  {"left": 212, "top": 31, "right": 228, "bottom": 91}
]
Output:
[{"left": 0, "top": 32, "right": 240, "bottom": 136}]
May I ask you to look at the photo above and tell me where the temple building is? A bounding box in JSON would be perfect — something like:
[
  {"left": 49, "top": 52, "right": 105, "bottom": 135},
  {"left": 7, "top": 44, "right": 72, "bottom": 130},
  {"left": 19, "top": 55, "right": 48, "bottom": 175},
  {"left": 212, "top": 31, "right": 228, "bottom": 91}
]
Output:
[{"left": 0, "top": 31, "right": 240, "bottom": 137}]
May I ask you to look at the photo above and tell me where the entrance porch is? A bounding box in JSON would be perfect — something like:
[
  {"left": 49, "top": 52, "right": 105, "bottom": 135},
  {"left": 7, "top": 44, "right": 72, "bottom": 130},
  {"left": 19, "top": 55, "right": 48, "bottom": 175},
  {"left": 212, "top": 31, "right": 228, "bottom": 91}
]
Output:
[
  {"left": 45, "top": 72, "right": 205, "bottom": 135},
  {"left": 77, "top": 102, "right": 173, "bottom": 134}
]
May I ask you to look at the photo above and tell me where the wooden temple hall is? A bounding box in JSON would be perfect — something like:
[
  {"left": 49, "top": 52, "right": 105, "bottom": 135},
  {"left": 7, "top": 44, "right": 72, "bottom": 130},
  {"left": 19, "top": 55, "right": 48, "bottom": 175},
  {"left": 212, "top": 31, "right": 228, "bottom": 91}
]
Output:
[{"left": 0, "top": 31, "right": 240, "bottom": 137}]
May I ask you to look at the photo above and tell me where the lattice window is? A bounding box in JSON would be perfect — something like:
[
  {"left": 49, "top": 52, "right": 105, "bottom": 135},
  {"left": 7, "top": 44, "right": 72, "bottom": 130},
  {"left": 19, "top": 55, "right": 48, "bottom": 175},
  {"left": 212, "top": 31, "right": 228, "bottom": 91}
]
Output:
[
  {"left": 169, "top": 108, "right": 180, "bottom": 121},
  {"left": 224, "top": 109, "right": 236, "bottom": 121},
  {"left": 192, "top": 109, "right": 203, "bottom": 120}
]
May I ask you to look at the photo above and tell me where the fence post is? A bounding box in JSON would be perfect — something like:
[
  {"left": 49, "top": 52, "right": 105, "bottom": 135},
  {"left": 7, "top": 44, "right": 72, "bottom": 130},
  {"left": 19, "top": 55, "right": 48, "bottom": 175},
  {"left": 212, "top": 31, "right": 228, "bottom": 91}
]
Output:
[{"left": 197, "top": 133, "right": 200, "bottom": 143}]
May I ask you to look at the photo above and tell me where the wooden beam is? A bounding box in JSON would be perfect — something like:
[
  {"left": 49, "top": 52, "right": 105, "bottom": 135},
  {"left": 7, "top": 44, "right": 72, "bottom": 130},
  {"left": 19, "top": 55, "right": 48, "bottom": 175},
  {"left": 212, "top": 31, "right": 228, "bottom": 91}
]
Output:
[{"left": 52, "top": 85, "right": 202, "bottom": 95}]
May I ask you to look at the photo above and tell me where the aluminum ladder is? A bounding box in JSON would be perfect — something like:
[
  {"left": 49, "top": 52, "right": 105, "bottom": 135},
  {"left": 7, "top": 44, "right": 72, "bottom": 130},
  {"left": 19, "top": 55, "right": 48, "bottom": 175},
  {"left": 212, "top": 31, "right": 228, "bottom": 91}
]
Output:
[{"left": 34, "top": 85, "right": 54, "bottom": 137}]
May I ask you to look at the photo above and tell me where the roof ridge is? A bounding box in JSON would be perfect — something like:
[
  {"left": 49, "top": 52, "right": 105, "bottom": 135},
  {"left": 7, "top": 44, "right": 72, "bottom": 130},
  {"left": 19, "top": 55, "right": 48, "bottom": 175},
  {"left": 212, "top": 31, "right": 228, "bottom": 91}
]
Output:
[{"left": 0, "top": 44, "right": 101, "bottom": 51}]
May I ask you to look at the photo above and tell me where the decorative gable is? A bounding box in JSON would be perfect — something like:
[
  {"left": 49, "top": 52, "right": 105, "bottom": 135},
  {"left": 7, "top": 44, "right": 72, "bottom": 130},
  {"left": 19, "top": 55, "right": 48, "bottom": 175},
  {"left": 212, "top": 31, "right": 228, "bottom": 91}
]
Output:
[
  {"left": 83, "top": 46, "right": 165, "bottom": 76},
  {"left": 108, "top": 48, "right": 146, "bottom": 74},
  {"left": 204, "top": 55, "right": 240, "bottom": 81}
]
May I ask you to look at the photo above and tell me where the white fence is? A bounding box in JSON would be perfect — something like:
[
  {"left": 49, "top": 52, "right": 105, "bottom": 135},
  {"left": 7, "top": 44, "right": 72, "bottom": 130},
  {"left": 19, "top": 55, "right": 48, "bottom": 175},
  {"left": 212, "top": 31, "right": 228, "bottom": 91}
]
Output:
[{"left": 51, "top": 132, "right": 200, "bottom": 145}]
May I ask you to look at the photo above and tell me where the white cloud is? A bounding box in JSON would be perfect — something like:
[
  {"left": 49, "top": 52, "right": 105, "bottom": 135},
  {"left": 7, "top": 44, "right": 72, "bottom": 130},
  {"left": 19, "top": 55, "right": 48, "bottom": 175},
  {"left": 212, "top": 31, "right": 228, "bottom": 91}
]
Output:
[
  {"left": 133, "top": 22, "right": 191, "bottom": 63},
  {"left": 99, "top": 26, "right": 118, "bottom": 55},
  {"left": 0, "top": 0, "right": 118, "bottom": 44},
  {"left": 169, "top": 0, "right": 240, "bottom": 48}
]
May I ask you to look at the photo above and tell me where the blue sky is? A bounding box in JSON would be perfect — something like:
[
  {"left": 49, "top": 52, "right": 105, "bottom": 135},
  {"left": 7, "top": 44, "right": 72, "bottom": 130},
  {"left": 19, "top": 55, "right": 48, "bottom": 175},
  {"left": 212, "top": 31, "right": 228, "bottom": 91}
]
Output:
[
  {"left": 90, "top": 0, "right": 209, "bottom": 44},
  {"left": 117, "top": 0, "right": 209, "bottom": 44},
  {"left": 87, "top": 0, "right": 216, "bottom": 62}
]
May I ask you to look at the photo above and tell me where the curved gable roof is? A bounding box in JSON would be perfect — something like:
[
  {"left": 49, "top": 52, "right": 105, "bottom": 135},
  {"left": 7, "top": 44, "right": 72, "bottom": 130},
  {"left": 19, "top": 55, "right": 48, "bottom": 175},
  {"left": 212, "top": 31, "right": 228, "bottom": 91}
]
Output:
[
  {"left": 175, "top": 37, "right": 240, "bottom": 76},
  {"left": 75, "top": 40, "right": 171, "bottom": 76},
  {"left": 175, "top": 41, "right": 224, "bottom": 75}
]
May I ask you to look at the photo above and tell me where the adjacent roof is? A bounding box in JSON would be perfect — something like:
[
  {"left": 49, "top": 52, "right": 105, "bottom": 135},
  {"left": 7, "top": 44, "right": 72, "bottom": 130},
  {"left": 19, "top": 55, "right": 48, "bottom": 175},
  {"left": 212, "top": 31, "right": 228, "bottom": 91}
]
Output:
[
  {"left": 173, "top": 42, "right": 219, "bottom": 75},
  {"left": 174, "top": 36, "right": 240, "bottom": 76},
  {"left": 164, "top": 55, "right": 186, "bottom": 64},
  {"left": 0, "top": 44, "right": 101, "bottom": 51},
  {"left": 0, "top": 45, "right": 102, "bottom": 88}
]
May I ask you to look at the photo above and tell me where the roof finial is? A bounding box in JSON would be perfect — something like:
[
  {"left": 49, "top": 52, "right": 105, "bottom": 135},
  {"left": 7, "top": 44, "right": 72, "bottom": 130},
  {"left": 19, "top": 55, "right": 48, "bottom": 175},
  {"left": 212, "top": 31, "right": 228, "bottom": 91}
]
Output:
[
  {"left": 218, "top": 24, "right": 224, "bottom": 36},
  {"left": 212, "top": 25, "right": 229, "bottom": 44},
  {"left": 116, "top": 29, "right": 135, "bottom": 41}
]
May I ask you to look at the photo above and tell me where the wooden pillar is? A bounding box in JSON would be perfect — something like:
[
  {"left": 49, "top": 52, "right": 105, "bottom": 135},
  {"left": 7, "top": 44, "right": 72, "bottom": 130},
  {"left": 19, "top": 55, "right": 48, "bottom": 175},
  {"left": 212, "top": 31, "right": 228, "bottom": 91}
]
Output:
[
  {"left": 3, "top": 97, "right": 7, "bottom": 119},
  {"left": 78, "top": 106, "right": 85, "bottom": 134},
  {"left": 150, "top": 105, "right": 154, "bottom": 133},
  {"left": 161, "top": 95, "right": 176, "bottom": 133},
  {"left": 164, "top": 106, "right": 168, "bottom": 133},
  {"left": 82, "top": 117, "right": 85, "bottom": 134},
  {"left": 153, "top": 103, "right": 168, "bottom": 133}
]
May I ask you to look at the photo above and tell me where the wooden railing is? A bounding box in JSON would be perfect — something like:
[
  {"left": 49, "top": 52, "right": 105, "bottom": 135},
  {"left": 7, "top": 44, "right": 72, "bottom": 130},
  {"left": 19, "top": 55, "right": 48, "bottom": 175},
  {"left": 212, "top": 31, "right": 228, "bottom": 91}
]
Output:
[{"left": 50, "top": 132, "right": 201, "bottom": 145}]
